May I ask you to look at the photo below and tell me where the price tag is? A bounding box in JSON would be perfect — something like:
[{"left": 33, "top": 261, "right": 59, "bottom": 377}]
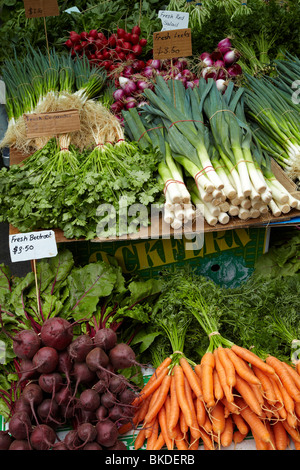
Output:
[
  {"left": 153, "top": 28, "right": 192, "bottom": 60},
  {"left": 9, "top": 230, "right": 58, "bottom": 263},
  {"left": 23, "top": 0, "right": 59, "bottom": 18},
  {"left": 24, "top": 109, "right": 81, "bottom": 139},
  {"left": 158, "top": 10, "right": 189, "bottom": 31}
]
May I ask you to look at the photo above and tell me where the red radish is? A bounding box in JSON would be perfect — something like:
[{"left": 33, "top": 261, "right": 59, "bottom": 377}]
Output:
[
  {"left": 30, "top": 424, "right": 57, "bottom": 450},
  {"left": 80, "top": 32, "right": 88, "bottom": 40},
  {"left": 0, "top": 431, "right": 13, "bottom": 450},
  {"left": 40, "top": 317, "right": 74, "bottom": 351},
  {"left": 108, "top": 343, "right": 137, "bottom": 370},
  {"left": 126, "top": 53, "right": 136, "bottom": 62},
  {"left": 89, "top": 29, "right": 98, "bottom": 39},
  {"left": 80, "top": 389, "right": 101, "bottom": 411},
  {"left": 132, "top": 44, "right": 143, "bottom": 56},
  {"left": 32, "top": 346, "right": 59, "bottom": 374},
  {"left": 132, "top": 26, "right": 141, "bottom": 36},
  {"left": 108, "top": 34, "right": 117, "bottom": 47},
  {"left": 98, "top": 32, "right": 105, "bottom": 40},
  {"left": 70, "top": 32, "right": 81, "bottom": 44},
  {"left": 68, "top": 334, "right": 93, "bottom": 362},
  {"left": 9, "top": 440, "right": 31, "bottom": 450},
  {"left": 117, "top": 28, "right": 126, "bottom": 38},
  {"left": 130, "top": 34, "right": 140, "bottom": 45},
  {"left": 65, "top": 39, "right": 73, "bottom": 48},
  {"left": 8, "top": 411, "right": 32, "bottom": 440},
  {"left": 139, "top": 38, "right": 147, "bottom": 47},
  {"left": 95, "top": 420, "right": 118, "bottom": 447},
  {"left": 122, "top": 41, "right": 132, "bottom": 51}
]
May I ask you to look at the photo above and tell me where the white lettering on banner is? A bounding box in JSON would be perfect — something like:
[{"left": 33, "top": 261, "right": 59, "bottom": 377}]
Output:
[
  {"left": 9, "top": 230, "right": 58, "bottom": 263},
  {"left": 158, "top": 10, "right": 189, "bottom": 31}
]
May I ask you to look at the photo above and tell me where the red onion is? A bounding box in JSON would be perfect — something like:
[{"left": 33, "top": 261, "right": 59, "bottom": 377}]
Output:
[
  {"left": 200, "top": 52, "right": 211, "bottom": 61},
  {"left": 227, "top": 63, "right": 243, "bottom": 76},
  {"left": 202, "top": 56, "right": 214, "bottom": 67},
  {"left": 193, "top": 79, "right": 200, "bottom": 87},
  {"left": 110, "top": 101, "right": 124, "bottom": 114},
  {"left": 137, "top": 101, "right": 148, "bottom": 108},
  {"left": 122, "top": 65, "right": 134, "bottom": 78},
  {"left": 214, "top": 60, "right": 225, "bottom": 68},
  {"left": 143, "top": 66, "right": 155, "bottom": 78},
  {"left": 216, "top": 79, "right": 227, "bottom": 92},
  {"left": 136, "top": 80, "right": 151, "bottom": 91},
  {"left": 217, "top": 38, "right": 232, "bottom": 54},
  {"left": 123, "top": 80, "right": 137, "bottom": 95},
  {"left": 125, "top": 97, "right": 137, "bottom": 109},
  {"left": 210, "top": 50, "right": 223, "bottom": 61},
  {"left": 113, "top": 89, "right": 126, "bottom": 101},
  {"left": 223, "top": 50, "right": 240, "bottom": 66},
  {"left": 217, "top": 68, "right": 228, "bottom": 80},
  {"left": 202, "top": 67, "right": 217, "bottom": 80},
  {"left": 186, "top": 81, "right": 195, "bottom": 89},
  {"left": 147, "top": 59, "right": 161, "bottom": 69}
]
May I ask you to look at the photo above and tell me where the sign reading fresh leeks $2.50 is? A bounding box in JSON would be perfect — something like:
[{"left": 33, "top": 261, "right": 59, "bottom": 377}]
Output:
[{"left": 153, "top": 28, "right": 192, "bottom": 60}]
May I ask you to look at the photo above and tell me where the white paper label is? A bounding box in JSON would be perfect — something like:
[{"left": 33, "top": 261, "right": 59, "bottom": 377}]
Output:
[
  {"left": 64, "top": 6, "right": 80, "bottom": 14},
  {"left": 9, "top": 230, "right": 58, "bottom": 262},
  {"left": 0, "top": 80, "right": 6, "bottom": 105},
  {"left": 158, "top": 10, "right": 189, "bottom": 31}
]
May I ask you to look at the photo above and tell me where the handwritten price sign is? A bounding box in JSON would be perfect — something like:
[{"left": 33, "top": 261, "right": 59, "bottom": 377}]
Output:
[
  {"left": 153, "top": 28, "right": 192, "bottom": 60},
  {"left": 9, "top": 230, "right": 58, "bottom": 263},
  {"left": 23, "top": 0, "right": 59, "bottom": 18}
]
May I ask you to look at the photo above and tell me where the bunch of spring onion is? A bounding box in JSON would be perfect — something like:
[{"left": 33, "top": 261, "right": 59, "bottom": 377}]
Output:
[
  {"left": 123, "top": 76, "right": 299, "bottom": 228},
  {"left": 244, "top": 72, "right": 300, "bottom": 182}
]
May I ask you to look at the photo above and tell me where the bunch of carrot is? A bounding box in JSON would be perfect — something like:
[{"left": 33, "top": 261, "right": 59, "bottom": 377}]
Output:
[{"left": 120, "top": 345, "right": 300, "bottom": 450}]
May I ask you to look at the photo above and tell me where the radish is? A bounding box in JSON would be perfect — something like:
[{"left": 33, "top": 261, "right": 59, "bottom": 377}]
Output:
[
  {"left": 132, "top": 26, "right": 141, "bottom": 36},
  {"left": 93, "top": 328, "right": 117, "bottom": 351},
  {"left": 108, "top": 343, "right": 137, "bottom": 370},
  {"left": 130, "top": 33, "right": 140, "bottom": 45},
  {"left": 40, "top": 317, "right": 74, "bottom": 350},
  {"left": 132, "top": 44, "right": 142, "bottom": 56},
  {"left": 32, "top": 346, "right": 59, "bottom": 374},
  {"left": 95, "top": 419, "right": 118, "bottom": 447},
  {"left": 79, "top": 389, "right": 101, "bottom": 411},
  {"left": 12, "top": 329, "right": 41, "bottom": 360},
  {"left": 89, "top": 29, "right": 98, "bottom": 39},
  {"left": 9, "top": 439, "right": 31, "bottom": 450},
  {"left": 30, "top": 424, "right": 57, "bottom": 450},
  {"left": 68, "top": 335, "right": 93, "bottom": 362},
  {"left": 139, "top": 38, "right": 147, "bottom": 47},
  {"left": 0, "top": 431, "right": 13, "bottom": 450},
  {"left": 8, "top": 411, "right": 32, "bottom": 440}
]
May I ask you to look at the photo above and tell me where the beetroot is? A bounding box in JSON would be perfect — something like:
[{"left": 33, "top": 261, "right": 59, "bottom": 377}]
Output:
[
  {"left": 30, "top": 424, "right": 57, "bottom": 450},
  {"left": 52, "top": 441, "right": 68, "bottom": 450},
  {"left": 109, "top": 404, "right": 124, "bottom": 422},
  {"left": 40, "top": 317, "right": 73, "bottom": 350},
  {"left": 18, "top": 358, "right": 37, "bottom": 384},
  {"left": 9, "top": 439, "right": 31, "bottom": 450},
  {"left": 77, "top": 423, "right": 97, "bottom": 445},
  {"left": 82, "top": 442, "right": 102, "bottom": 450},
  {"left": 21, "top": 383, "right": 43, "bottom": 424},
  {"left": 107, "top": 440, "right": 127, "bottom": 450},
  {"left": 93, "top": 328, "right": 117, "bottom": 351},
  {"left": 85, "top": 347, "right": 109, "bottom": 372},
  {"left": 8, "top": 411, "right": 32, "bottom": 440},
  {"left": 79, "top": 389, "right": 101, "bottom": 412},
  {"left": 32, "top": 346, "right": 59, "bottom": 374},
  {"left": 68, "top": 335, "right": 93, "bottom": 362},
  {"left": 57, "top": 350, "right": 73, "bottom": 385},
  {"left": 95, "top": 419, "right": 118, "bottom": 447},
  {"left": 118, "top": 388, "right": 136, "bottom": 405},
  {"left": 0, "top": 431, "right": 13, "bottom": 450},
  {"left": 101, "top": 390, "right": 115, "bottom": 409},
  {"left": 55, "top": 385, "right": 72, "bottom": 406},
  {"left": 13, "top": 397, "right": 32, "bottom": 417},
  {"left": 92, "top": 378, "right": 108, "bottom": 394},
  {"left": 38, "top": 372, "right": 63, "bottom": 394},
  {"left": 109, "top": 375, "right": 127, "bottom": 394},
  {"left": 95, "top": 405, "right": 108, "bottom": 422},
  {"left": 12, "top": 329, "right": 41, "bottom": 360},
  {"left": 64, "top": 430, "right": 81, "bottom": 450},
  {"left": 109, "top": 343, "right": 136, "bottom": 370},
  {"left": 37, "top": 398, "right": 60, "bottom": 424},
  {"left": 72, "top": 362, "right": 96, "bottom": 397}
]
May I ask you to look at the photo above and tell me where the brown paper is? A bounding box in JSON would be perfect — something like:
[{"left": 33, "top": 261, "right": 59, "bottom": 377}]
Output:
[
  {"left": 153, "top": 28, "right": 192, "bottom": 60},
  {"left": 23, "top": 0, "right": 59, "bottom": 18},
  {"left": 24, "top": 109, "right": 81, "bottom": 139}
]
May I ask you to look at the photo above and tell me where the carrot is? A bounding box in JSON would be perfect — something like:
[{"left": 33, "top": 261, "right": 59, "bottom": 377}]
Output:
[
  {"left": 189, "top": 438, "right": 200, "bottom": 450},
  {"left": 296, "top": 361, "right": 300, "bottom": 377},
  {"left": 266, "top": 356, "right": 300, "bottom": 402},
  {"left": 180, "top": 356, "right": 202, "bottom": 399},
  {"left": 233, "top": 430, "right": 247, "bottom": 447},
  {"left": 226, "top": 348, "right": 261, "bottom": 385},
  {"left": 235, "top": 397, "right": 271, "bottom": 444},
  {"left": 174, "top": 364, "right": 194, "bottom": 428},
  {"left": 287, "top": 412, "right": 298, "bottom": 429},
  {"left": 167, "top": 375, "right": 180, "bottom": 439},
  {"left": 199, "top": 427, "right": 215, "bottom": 450},
  {"left": 232, "top": 413, "right": 249, "bottom": 435},
  {"left": 195, "top": 397, "right": 206, "bottom": 427},
  {"left": 279, "top": 381, "right": 296, "bottom": 416},
  {"left": 200, "top": 352, "right": 216, "bottom": 408},
  {"left": 252, "top": 431, "right": 269, "bottom": 450},
  {"left": 220, "top": 415, "right": 233, "bottom": 448},
  {"left": 145, "top": 416, "right": 156, "bottom": 439},
  {"left": 220, "top": 397, "right": 240, "bottom": 415},
  {"left": 132, "top": 366, "right": 170, "bottom": 407},
  {"left": 210, "top": 401, "right": 226, "bottom": 437},
  {"left": 252, "top": 365, "right": 277, "bottom": 404},
  {"left": 282, "top": 361, "right": 300, "bottom": 391},
  {"left": 213, "top": 368, "right": 224, "bottom": 401},
  {"left": 282, "top": 420, "right": 300, "bottom": 443},
  {"left": 134, "top": 428, "right": 146, "bottom": 450},
  {"left": 202, "top": 413, "right": 213, "bottom": 435},
  {"left": 146, "top": 357, "right": 172, "bottom": 388},
  {"left": 214, "top": 349, "right": 234, "bottom": 403},
  {"left": 265, "top": 421, "right": 276, "bottom": 450},
  {"left": 144, "top": 373, "right": 172, "bottom": 424},
  {"left": 158, "top": 405, "right": 173, "bottom": 450},
  {"left": 234, "top": 374, "right": 263, "bottom": 416},
  {"left": 184, "top": 376, "right": 201, "bottom": 440},
  {"left": 118, "top": 421, "right": 133, "bottom": 435},
  {"left": 295, "top": 401, "right": 300, "bottom": 419},
  {"left": 146, "top": 418, "right": 159, "bottom": 450},
  {"left": 153, "top": 432, "right": 165, "bottom": 450},
  {"left": 180, "top": 410, "right": 188, "bottom": 437},
  {"left": 194, "top": 363, "right": 202, "bottom": 384},
  {"left": 173, "top": 424, "right": 188, "bottom": 450},
  {"left": 217, "top": 347, "right": 236, "bottom": 388},
  {"left": 249, "top": 382, "right": 264, "bottom": 407},
  {"left": 231, "top": 345, "right": 275, "bottom": 375},
  {"left": 292, "top": 438, "right": 300, "bottom": 450}
]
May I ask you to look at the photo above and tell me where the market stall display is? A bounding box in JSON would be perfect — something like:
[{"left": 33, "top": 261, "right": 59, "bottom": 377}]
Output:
[{"left": 0, "top": 0, "right": 300, "bottom": 453}]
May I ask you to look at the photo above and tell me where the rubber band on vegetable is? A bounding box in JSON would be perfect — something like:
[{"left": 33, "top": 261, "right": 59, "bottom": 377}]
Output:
[
  {"left": 194, "top": 166, "right": 215, "bottom": 178},
  {"left": 137, "top": 126, "right": 164, "bottom": 142},
  {"left": 163, "top": 179, "right": 187, "bottom": 195},
  {"left": 168, "top": 119, "right": 205, "bottom": 128},
  {"left": 209, "top": 109, "right": 237, "bottom": 121}
]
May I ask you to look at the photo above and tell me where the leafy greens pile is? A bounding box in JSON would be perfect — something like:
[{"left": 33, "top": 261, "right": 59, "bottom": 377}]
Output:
[{"left": 0, "top": 139, "right": 163, "bottom": 239}]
